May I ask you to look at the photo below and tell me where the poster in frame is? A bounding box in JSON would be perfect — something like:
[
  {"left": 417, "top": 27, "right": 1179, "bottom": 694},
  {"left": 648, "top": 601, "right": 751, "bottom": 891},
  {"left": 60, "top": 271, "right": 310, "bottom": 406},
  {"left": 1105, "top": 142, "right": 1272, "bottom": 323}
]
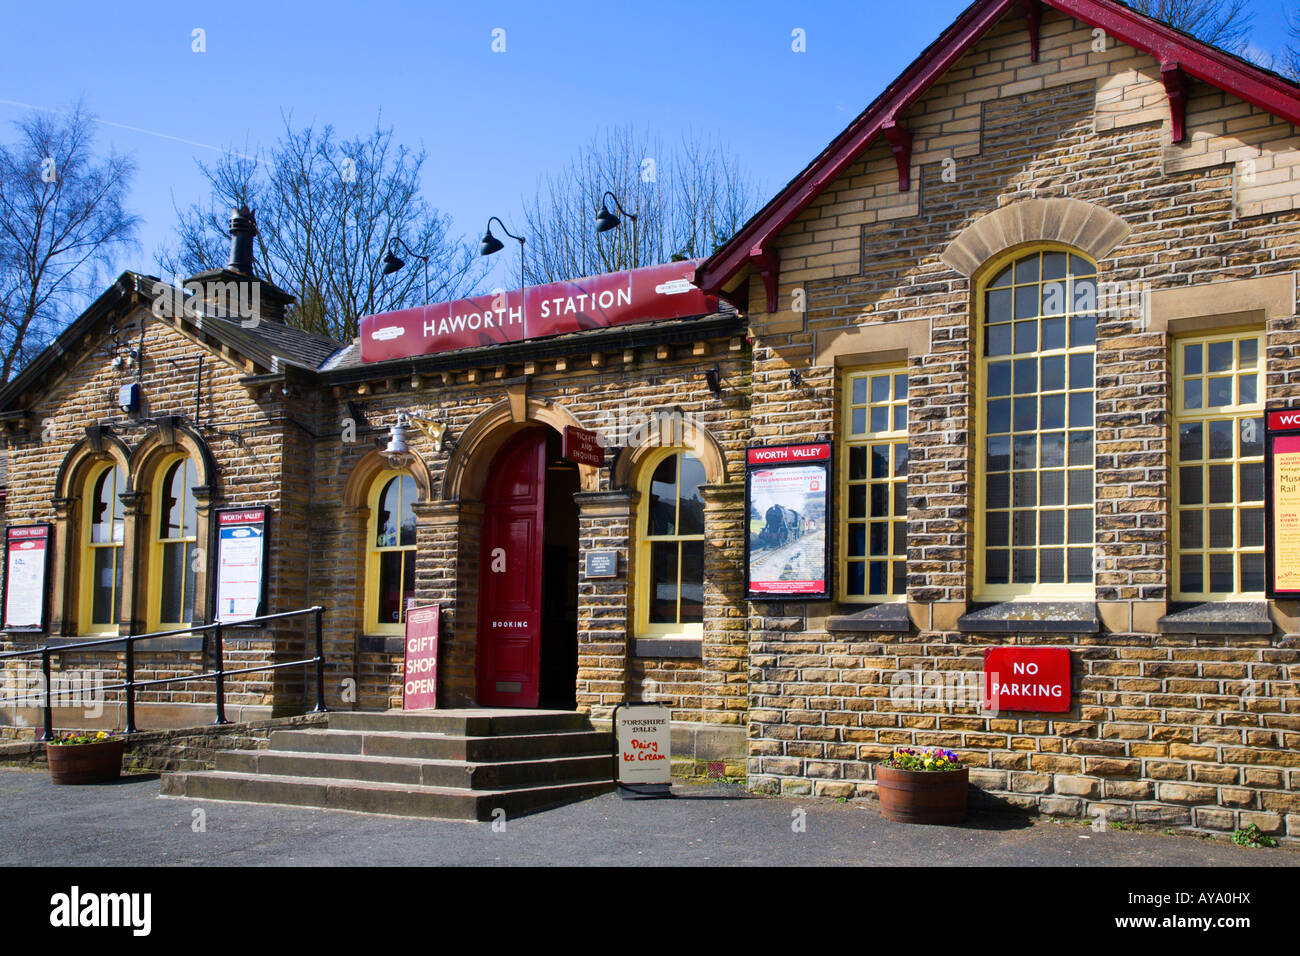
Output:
[
  {"left": 1265, "top": 406, "right": 1300, "bottom": 599},
  {"left": 213, "top": 506, "right": 271, "bottom": 624},
  {"left": 743, "top": 442, "right": 833, "bottom": 601},
  {"left": 2, "top": 523, "right": 53, "bottom": 631}
]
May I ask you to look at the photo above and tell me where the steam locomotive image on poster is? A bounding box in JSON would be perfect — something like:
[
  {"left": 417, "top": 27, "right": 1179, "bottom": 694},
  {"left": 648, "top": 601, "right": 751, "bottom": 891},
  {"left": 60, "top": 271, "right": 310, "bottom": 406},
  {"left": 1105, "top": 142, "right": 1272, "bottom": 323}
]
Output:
[{"left": 747, "top": 483, "right": 826, "bottom": 588}]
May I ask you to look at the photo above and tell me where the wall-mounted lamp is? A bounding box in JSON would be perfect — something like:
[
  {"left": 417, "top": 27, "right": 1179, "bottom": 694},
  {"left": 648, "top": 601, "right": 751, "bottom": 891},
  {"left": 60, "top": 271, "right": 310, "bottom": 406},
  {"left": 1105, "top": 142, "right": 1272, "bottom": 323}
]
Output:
[
  {"left": 382, "top": 411, "right": 449, "bottom": 469},
  {"left": 703, "top": 363, "right": 722, "bottom": 397}
]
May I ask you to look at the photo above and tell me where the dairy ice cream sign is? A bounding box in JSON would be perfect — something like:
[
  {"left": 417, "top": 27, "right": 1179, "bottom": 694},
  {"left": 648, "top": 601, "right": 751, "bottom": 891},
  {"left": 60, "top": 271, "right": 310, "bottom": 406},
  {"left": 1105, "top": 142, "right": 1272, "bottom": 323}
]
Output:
[{"left": 359, "top": 259, "right": 717, "bottom": 362}]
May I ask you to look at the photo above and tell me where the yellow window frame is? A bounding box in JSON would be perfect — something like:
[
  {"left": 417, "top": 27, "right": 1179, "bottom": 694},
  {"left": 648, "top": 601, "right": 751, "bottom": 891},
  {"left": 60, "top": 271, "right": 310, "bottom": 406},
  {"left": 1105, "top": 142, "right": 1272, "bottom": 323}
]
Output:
[
  {"left": 78, "top": 461, "right": 124, "bottom": 635},
  {"left": 1171, "top": 327, "right": 1266, "bottom": 601},
  {"left": 364, "top": 468, "right": 418, "bottom": 634},
  {"left": 839, "top": 364, "right": 908, "bottom": 603},
  {"left": 635, "top": 447, "right": 706, "bottom": 640},
  {"left": 973, "top": 244, "right": 1097, "bottom": 601},
  {"left": 147, "top": 454, "right": 198, "bottom": 631}
]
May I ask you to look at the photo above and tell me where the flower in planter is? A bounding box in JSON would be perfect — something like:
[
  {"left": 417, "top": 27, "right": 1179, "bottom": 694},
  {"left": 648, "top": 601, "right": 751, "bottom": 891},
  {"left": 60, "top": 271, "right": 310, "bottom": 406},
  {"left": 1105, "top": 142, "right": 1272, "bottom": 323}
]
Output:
[
  {"left": 48, "top": 730, "right": 121, "bottom": 746},
  {"left": 879, "top": 746, "right": 962, "bottom": 772}
]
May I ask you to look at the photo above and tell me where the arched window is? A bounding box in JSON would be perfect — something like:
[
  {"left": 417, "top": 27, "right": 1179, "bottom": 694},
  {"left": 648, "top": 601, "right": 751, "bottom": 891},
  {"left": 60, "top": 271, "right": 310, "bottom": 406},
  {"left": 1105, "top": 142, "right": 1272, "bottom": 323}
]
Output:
[
  {"left": 80, "top": 462, "right": 125, "bottom": 633},
  {"left": 150, "top": 456, "right": 198, "bottom": 629},
  {"left": 637, "top": 450, "right": 706, "bottom": 637},
  {"left": 978, "top": 247, "right": 1096, "bottom": 598},
  {"left": 365, "top": 470, "right": 418, "bottom": 631}
]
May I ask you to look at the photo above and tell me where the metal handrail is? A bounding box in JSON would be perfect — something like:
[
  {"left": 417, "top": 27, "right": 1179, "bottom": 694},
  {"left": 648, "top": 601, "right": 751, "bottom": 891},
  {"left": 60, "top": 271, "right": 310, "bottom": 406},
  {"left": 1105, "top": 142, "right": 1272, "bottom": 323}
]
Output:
[{"left": 0, "top": 606, "right": 327, "bottom": 740}]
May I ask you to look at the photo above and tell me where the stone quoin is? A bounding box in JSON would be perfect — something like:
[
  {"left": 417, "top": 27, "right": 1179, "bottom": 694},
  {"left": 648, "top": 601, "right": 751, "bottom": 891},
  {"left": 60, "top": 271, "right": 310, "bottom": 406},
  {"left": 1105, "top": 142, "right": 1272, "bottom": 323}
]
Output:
[{"left": 3, "top": 0, "right": 1300, "bottom": 838}]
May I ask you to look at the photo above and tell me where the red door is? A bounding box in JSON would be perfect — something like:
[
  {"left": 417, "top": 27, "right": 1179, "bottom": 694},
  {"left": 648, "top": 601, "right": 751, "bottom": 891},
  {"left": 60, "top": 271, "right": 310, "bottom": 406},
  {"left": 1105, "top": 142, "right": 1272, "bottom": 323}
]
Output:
[{"left": 477, "top": 428, "right": 548, "bottom": 707}]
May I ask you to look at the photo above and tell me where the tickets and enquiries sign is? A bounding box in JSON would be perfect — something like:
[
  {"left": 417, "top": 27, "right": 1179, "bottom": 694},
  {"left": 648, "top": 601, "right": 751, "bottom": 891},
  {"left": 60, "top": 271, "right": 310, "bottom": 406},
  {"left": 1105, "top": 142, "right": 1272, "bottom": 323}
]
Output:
[
  {"left": 402, "top": 604, "right": 440, "bottom": 710},
  {"left": 613, "top": 703, "right": 671, "bottom": 798},
  {"left": 1266, "top": 407, "right": 1300, "bottom": 597}
]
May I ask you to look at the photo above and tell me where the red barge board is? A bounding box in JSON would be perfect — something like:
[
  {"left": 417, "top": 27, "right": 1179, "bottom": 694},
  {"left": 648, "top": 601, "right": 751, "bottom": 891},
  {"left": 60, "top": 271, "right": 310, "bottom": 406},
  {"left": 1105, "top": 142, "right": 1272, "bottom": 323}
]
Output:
[{"left": 359, "top": 259, "right": 717, "bottom": 363}]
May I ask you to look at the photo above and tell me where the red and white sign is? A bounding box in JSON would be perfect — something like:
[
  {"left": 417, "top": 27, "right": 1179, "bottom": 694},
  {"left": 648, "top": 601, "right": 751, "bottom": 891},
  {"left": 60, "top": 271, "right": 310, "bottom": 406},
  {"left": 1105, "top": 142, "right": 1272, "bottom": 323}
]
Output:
[
  {"left": 983, "top": 647, "right": 1071, "bottom": 713},
  {"left": 3, "top": 524, "right": 49, "bottom": 630},
  {"left": 359, "top": 259, "right": 718, "bottom": 362},
  {"left": 402, "top": 603, "right": 440, "bottom": 710},
  {"left": 1269, "top": 409, "right": 1300, "bottom": 431},
  {"left": 563, "top": 425, "right": 604, "bottom": 467},
  {"left": 746, "top": 443, "right": 831, "bottom": 465}
]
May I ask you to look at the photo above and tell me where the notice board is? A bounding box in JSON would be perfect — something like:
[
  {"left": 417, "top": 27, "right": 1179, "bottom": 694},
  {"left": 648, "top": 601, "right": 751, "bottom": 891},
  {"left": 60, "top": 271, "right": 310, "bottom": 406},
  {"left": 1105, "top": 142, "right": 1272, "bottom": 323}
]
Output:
[
  {"left": 1266, "top": 408, "right": 1300, "bottom": 597},
  {"left": 3, "top": 524, "right": 52, "bottom": 630},
  {"left": 214, "top": 507, "right": 268, "bottom": 623},
  {"left": 744, "top": 442, "right": 833, "bottom": 600}
]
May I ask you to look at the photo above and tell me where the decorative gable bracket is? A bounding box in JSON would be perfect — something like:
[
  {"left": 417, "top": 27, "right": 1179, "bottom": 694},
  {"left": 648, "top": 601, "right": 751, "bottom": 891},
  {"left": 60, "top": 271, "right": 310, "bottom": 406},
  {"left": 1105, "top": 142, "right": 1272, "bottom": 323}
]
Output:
[
  {"left": 751, "top": 247, "right": 780, "bottom": 313},
  {"left": 882, "top": 119, "right": 914, "bottom": 192},
  {"left": 1021, "top": 0, "right": 1042, "bottom": 62},
  {"left": 1161, "top": 61, "right": 1189, "bottom": 143}
]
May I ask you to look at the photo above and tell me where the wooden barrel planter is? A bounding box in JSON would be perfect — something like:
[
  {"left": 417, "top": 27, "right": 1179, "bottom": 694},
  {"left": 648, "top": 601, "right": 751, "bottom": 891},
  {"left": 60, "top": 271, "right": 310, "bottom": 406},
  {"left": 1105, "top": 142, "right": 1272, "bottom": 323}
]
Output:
[
  {"left": 875, "top": 765, "right": 969, "bottom": 824},
  {"left": 45, "top": 739, "right": 126, "bottom": 785}
]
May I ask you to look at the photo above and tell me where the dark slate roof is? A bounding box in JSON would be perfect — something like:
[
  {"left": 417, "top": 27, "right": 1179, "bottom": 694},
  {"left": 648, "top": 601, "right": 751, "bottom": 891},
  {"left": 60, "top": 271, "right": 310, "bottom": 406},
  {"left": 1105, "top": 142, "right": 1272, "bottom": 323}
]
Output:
[{"left": 201, "top": 314, "right": 345, "bottom": 372}]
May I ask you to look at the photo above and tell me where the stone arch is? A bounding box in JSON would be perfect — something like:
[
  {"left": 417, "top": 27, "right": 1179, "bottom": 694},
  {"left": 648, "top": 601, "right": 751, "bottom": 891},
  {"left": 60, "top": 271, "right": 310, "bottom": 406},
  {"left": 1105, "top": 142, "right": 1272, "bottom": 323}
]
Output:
[
  {"left": 442, "top": 398, "right": 599, "bottom": 500},
  {"left": 941, "top": 198, "right": 1130, "bottom": 278},
  {"left": 611, "top": 416, "right": 729, "bottom": 490},
  {"left": 55, "top": 431, "right": 132, "bottom": 501},
  {"left": 127, "top": 418, "right": 217, "bottom": 494},
  {"left": 343, "top": 446, "right": 434, "bottom": 510}
]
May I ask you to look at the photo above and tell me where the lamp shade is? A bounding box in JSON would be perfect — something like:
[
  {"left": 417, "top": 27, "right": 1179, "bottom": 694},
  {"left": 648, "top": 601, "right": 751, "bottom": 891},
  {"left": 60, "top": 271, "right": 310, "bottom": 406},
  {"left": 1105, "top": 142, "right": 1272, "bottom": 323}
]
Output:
[
  {"left": 594, "top": 201, "right": 620, "bottom": 233},
  {"left": 480, "top": 230, "right": 505, "bottom": 256},
  {"left": 382, "top": 250, "right": 405, "bottom": 275}
]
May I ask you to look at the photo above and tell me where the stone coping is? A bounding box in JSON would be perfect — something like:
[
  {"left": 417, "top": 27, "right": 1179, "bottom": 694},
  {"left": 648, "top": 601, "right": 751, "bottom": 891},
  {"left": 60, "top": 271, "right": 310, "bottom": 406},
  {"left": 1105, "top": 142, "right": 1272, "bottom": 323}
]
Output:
[
  {"left": 1157, "top": 602, "right": 1273, "bottom": 635},
  {"left": 825, "top": 603, "right": 911, "bottom": 633},
  {"left": 957, "top": 601, "right": 1100, "bottom": 635}
]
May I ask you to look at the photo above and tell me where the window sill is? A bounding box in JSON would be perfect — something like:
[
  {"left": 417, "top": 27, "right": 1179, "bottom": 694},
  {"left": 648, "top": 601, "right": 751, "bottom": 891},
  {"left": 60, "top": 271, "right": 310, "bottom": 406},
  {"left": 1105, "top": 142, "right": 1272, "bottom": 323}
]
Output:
[
  {"left": 357, "top": 634, "right": 406, "bottom": 654},
  {"left": 633, "top": 637, "right": 702, "bottom": 659},
  {"left": 1157, "top": 602, "right": 1272, "bottom": 635},
  {"left": 826, "top": 603, "right": 910, "bottom": 633},
  {"left": 958, "top": 601, "right": 1100, "bottom": 635}
]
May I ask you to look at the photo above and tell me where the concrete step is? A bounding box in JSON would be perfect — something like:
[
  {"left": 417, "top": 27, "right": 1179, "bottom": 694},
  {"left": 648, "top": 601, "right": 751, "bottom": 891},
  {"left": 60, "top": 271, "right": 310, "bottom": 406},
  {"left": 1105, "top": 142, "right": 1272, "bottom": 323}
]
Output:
[
  {"left": 325, "top": 710, "right": 591, "bottom": 736},
  {"left": 215, "top": 748, "right": 613, "bottom": 789},
  {"left": 270, "top": 728, "right": 612, "bottom": 762},
  {"left": 160, "top": 770, "right": 614, "bottom": 821}
]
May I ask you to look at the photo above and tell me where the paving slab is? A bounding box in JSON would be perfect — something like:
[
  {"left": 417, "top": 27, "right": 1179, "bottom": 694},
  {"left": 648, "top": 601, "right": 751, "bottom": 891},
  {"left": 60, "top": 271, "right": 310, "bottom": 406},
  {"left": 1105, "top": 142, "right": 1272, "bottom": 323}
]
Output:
[{"left": 0, "top": 768, "right": 1294, "bottom": 867}]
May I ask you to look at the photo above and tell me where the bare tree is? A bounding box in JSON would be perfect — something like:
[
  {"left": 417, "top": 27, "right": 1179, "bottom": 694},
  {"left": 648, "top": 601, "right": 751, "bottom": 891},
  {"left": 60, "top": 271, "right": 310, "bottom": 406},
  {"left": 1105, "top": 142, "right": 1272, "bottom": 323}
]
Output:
[
  {"left": 1283, "top": 6, "right": 1300, "bottom": 79},
  {"left": 1126, "top": 0, "right": 1254, "bottom": 53},
  {"left": 0, "top": 104, "right": 139, "bottom": 381},
  {"left": 520, "top": 126, "right": 762, "bottom": 285},
  {"left": 161, "top": 116, "right": 487, "bottom": 341}
]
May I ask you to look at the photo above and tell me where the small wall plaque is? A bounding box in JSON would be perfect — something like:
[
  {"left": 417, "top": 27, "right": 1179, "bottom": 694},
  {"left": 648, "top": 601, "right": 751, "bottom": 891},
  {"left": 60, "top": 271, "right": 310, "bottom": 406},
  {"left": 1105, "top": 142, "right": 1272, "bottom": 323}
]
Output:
[{"left": 585, "top": 550, "right": 618, "bottom": 578}]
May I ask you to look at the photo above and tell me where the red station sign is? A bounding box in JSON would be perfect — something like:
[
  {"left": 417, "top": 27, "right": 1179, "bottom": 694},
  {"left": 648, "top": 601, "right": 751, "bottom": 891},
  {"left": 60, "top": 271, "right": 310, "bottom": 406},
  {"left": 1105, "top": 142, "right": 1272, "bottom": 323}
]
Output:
[
  {"left": 359, "top": 259, "right": 718, "bottom": 363},
  {"left": 982, "top": 647, "right": 1072, "bottom": 713}
]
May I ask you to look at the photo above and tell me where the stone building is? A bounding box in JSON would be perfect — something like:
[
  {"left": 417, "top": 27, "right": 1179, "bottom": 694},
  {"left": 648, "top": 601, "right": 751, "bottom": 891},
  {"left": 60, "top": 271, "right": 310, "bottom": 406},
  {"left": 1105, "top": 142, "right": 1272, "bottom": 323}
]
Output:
[
  {"left": 2, "top": 0, "right": 1299, "bottom": 834},
  {"left": 691, "top": 0, "right": 1300, "bottom": 833}
]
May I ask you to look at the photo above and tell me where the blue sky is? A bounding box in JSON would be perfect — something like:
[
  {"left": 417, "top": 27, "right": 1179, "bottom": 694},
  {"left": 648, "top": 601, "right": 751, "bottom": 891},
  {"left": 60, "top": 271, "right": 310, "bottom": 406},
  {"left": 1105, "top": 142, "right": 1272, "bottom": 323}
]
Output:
[{"left": 2, "top": 0, "right": 1297, "bottom": 303}]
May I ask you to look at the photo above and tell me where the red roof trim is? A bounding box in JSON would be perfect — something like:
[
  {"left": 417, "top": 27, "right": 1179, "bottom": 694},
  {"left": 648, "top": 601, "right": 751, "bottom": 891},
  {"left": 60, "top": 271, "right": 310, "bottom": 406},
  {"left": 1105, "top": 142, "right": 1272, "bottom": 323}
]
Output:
[{"left": 696, "top": 0, "right": 1300, "bottom": 298}]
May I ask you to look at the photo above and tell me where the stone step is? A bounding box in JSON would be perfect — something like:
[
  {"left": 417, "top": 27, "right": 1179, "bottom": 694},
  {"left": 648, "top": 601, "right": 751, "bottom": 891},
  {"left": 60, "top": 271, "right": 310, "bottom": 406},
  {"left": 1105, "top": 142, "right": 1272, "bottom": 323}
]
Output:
[
  {"left": 215, "top": 748, "right": 613, "bottom": 789},
  {"left": 270, "top": 728, "right": 612, "bottom": 762},
  {"left": 325, "top": 710, "right": 591, "bottom": 736},
  {"left": 160, "top": 770, "right": 614, "bottom": 821}
]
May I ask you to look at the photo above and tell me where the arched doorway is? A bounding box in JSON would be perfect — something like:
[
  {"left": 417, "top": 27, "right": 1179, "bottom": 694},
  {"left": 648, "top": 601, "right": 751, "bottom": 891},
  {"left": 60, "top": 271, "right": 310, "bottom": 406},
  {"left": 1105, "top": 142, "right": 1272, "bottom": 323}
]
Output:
[{"left": 476, "top": 426, "right": 579, "bottom": 708}]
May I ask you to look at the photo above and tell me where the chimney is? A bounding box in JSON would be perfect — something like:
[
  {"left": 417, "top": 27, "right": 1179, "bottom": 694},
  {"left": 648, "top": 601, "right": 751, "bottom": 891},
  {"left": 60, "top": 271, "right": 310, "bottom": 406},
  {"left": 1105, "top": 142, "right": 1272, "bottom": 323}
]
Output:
[{"left": 227, "top": 206, "right": 257, "bottom": 275}]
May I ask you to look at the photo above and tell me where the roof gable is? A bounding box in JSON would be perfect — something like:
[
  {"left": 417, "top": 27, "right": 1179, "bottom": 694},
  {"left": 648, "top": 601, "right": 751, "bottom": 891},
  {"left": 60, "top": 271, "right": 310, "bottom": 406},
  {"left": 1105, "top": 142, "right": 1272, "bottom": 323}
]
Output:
[{"left": 696, "top": 0, "right": 1300, "bottom": 301}]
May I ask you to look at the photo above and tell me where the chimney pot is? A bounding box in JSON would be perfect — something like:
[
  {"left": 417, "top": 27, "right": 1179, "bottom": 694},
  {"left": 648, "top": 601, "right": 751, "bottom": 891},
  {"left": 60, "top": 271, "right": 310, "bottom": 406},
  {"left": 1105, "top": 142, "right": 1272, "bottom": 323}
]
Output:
[{"left": 228, "top": 205, "right": 257, "bottom": 275}]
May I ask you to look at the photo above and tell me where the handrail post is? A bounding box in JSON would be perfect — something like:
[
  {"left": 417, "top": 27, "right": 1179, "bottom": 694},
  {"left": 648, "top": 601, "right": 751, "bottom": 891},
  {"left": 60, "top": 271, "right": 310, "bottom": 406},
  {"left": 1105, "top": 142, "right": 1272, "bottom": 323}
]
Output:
[
  {"left": 212, "top": 622, "right": 230, "bottom": 725},
  {"left": 124, "top": 634, "right": 137, "bottom": 735},
  {"left": 312, "top": 607, "right": 326, "bottom": 713},
  {"left": 40, "top": 648, "right": 53, "bottom": 742}
]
